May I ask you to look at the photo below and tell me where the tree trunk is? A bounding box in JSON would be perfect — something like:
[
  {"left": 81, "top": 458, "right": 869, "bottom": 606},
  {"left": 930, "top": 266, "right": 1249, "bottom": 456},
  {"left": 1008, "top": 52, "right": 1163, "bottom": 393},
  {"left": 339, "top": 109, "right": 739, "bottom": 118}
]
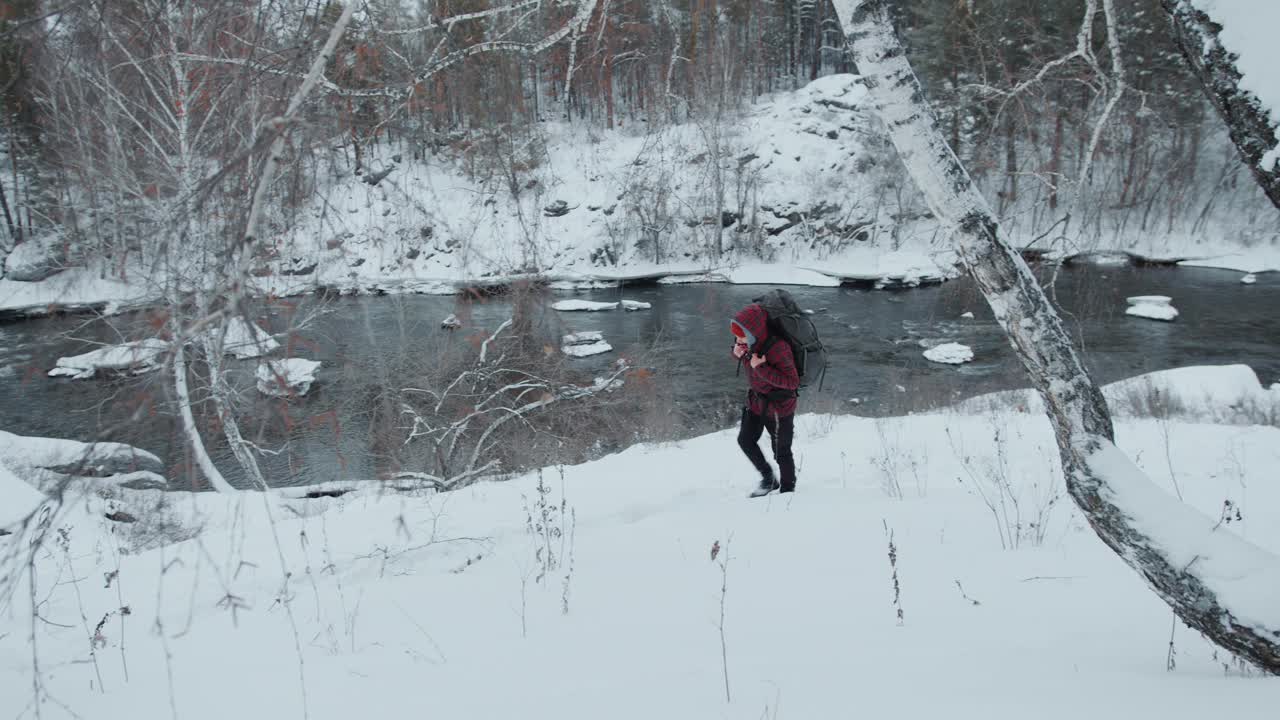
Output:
[
  {"left": 604, "top": 53, "right": 615, "bottom": 130},
  {"left": 1049, "top": 101, "right": 1064, "bottom": 211},
  {"left": 1003, "top": 114, "right": 1017, "bottom": 214},
  {"left": 173, "top": 342, "right": 237, "bottom": 493},
  {"left": 0, "top": 177, "right": 17, "bottom": 251},
  {"left": 846, "top": 0, "right": 1280, "bottom": 674},
  {"left": 1161, "top": 0, "right": 1280, "bottom": 210}
]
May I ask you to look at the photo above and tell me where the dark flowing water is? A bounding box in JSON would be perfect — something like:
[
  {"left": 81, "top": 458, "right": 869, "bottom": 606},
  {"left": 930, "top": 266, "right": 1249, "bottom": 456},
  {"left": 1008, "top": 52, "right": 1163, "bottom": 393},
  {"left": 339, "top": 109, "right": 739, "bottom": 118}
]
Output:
[{"left": 1, "top": 265, "right": 1276, "bottom": 488}]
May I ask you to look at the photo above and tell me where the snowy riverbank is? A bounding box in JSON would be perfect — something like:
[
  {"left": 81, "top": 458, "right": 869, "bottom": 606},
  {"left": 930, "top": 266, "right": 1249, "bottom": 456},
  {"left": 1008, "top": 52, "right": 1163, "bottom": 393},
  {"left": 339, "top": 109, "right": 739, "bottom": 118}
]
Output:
[
  {"left": 5, "top": 70, "right": 1277, "bottom": 320},
  {"left": 4, "top": 244, "right": 1274, "bottom": 322},
  {"left": 3, "top": 364, "right": 1279, "bottom": 718},
  {"left": 0, "top": 251, "right": 964, "bottom": 319}
]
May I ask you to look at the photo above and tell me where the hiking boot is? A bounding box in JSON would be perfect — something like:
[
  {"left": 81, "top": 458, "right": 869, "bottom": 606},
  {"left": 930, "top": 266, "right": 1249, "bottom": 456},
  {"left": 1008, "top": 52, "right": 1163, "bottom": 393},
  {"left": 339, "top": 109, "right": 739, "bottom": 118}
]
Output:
[
  {"left": 749, "top": 475, "right": 780, "bottom": 498},
  {"left": 779, "top": 484, "right": 795, "bottom": 494}
]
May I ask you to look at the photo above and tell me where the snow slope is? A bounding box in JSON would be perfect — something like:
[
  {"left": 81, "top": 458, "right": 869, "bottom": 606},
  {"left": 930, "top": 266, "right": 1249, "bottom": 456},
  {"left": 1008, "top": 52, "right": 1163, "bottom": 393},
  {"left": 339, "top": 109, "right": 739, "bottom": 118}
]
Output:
[
  {"left": 255, "top": 73, "right": 953, "bottom": 295},
  {"left": 2, "top": 365, "right": 1279, "bottom": 718},
  {"left": 0, "top": 75, "right": 959, "bottom": 317},
  {"left": 4, "top": 63, "right": 1279, "bottom": 318},
  {"left": 959, "top": 363, "right": 1279, "bottom": 423}
]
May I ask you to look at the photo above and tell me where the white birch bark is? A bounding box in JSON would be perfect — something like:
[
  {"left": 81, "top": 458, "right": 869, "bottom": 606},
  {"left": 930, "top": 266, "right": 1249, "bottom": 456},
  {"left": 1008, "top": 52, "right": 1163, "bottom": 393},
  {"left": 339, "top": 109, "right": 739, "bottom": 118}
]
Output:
[
  {"left": 173, "top": 342, "right": 237, "bottom": 494},
  {"left": 846, "top": 0, "right": 1280, "bottom": 673}
]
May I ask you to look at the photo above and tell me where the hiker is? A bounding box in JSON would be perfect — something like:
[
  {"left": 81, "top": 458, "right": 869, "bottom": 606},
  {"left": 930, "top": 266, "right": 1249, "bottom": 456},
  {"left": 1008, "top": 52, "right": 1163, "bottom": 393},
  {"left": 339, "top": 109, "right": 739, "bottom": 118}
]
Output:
[{"left": 731, "top": 303, "right": 800, "bottom": 497}]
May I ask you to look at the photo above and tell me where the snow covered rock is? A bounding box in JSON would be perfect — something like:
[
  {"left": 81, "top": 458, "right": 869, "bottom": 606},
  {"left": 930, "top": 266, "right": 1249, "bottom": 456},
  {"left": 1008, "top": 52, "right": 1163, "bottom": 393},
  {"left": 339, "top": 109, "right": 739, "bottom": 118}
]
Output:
[
  {"left": 621, "top": 300, "right": 651, "bottom": 311},
  {"left": 48, "top": 339, "right": 168, "bottom": 380},
  {"left": 0, "top": 430, "right": 165, "bottom": 477},
  {"left": 0, "top": 430, "right": 166, "bottom": 494},
  {"left": 543, "top": 200, "right": 570, "bottom": 217},
  {"left": 961, "top": 311, "right": 975, "bottom": 319},
  {"left": 1125, "top": 295, "right": 1179, "bottom": 322},
  {"left": 215, "top": 317, "right": 281, "bottom": 359},
  {"left": 553, "top": 300, "right": 619, "bottom": 312},
  {"left": 4, "top": 234, "right": 71, "bottom": 282},
  {"left": 256, "top": 358, "right": 322, "bottom": 397},
  {"left": 442, "top": 313, "right": 462, "bottom": 329},
  {"left": 562, "top": 331, "right": 612, "bottom": 358},
  {"left": 923, "top": 342, "right": 974, "bottom": 365},
  {"left": 1241, "top": 273, "right": 1258, "bottom": 284}
]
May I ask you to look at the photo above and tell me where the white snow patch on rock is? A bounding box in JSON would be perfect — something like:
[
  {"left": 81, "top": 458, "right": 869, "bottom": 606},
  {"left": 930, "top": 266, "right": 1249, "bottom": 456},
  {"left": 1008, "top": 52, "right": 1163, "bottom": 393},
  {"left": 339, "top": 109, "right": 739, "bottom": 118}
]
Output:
[
  {"left": 1125, "top": 295, "right": 1179, "bottom": 322},
  {"left": 552, "top": 300, "right": 619, "bottom": 312},
  {"left": 1241, "top": 273, "right": 1258, "bottom": 284},
  {"left": 256, "top": 358, "right": 322, "bottom": 397},
  {"left": 48, "top": 339, "right": 168, "bottom": 380},
  {"left": 961, "top": 311, "right": 975, "bottom": 319},
  {"left": 563, "top": 341, "right": 612, "bottom": 358},
  {"left": 217, "top": 317, "right": 281, "bottom": 359},
  {"left": 563, "top": 331, "right": 604, "bottom": 345},
  {"left": 923, "top": 342, "right": 973, "bottom": 365},
  {"left": 562, "top": 331, "right": 612, "bottom": 358},
  {"left": 621, "top": 300, "right": 651, "bottom": 311}
]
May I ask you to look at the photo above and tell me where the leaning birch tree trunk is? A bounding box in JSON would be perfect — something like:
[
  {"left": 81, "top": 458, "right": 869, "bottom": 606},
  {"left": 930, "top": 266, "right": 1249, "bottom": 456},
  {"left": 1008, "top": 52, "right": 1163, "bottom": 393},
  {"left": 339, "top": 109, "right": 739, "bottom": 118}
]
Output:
[
  {"left": 845, "top": 0, "right": 1280, "bottom": 673},
  {"left": 1161, "top": 0, "right": 1280, "bottom": 210},
  {"left": 172, "top": 3, "right": 355, "bottom": 493}
]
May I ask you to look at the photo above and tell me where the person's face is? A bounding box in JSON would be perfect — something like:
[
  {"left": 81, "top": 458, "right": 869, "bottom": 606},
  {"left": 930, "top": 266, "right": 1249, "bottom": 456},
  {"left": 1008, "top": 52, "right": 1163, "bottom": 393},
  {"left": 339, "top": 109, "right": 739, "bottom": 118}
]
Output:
[{"left": 734, "top": 334, "right": 748, "bottom": 349}]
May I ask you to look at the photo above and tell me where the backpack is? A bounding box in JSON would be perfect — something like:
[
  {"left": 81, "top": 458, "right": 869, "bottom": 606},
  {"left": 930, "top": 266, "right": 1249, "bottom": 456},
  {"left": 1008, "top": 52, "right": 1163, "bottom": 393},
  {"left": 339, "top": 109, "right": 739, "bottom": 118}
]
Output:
[{"left": 753, "top": 288, "right": 829, "bottom": 392}]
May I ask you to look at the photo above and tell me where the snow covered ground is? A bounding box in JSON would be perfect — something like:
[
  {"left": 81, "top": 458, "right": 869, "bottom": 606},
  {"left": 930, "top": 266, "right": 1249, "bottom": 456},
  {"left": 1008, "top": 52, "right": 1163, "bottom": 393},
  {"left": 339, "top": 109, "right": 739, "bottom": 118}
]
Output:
[
  {"left": 1119, "top": 234, "right": 1280, "bottom": 275},
  {"left": 2, "top": 365, "right": 1278, "bottom": 718}
]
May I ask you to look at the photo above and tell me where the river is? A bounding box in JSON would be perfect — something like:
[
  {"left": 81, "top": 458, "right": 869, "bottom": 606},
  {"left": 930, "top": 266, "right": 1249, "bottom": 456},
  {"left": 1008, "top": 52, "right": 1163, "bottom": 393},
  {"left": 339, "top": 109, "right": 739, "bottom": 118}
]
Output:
[{"left": 1, "top": 264, "right": 1275, "bottom": 488}]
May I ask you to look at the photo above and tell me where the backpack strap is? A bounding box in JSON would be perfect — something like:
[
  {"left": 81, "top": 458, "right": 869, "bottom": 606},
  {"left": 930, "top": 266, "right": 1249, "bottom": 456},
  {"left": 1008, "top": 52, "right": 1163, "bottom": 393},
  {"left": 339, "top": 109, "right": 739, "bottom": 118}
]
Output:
[{"left": 758, "top": 335, "right": 780, "bottom": 356}]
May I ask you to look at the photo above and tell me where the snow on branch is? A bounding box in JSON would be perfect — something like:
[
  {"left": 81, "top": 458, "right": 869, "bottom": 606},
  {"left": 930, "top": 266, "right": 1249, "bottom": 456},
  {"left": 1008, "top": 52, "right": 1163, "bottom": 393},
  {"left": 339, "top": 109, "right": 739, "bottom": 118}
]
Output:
[{"left": 378, "top": 0, "right": 543, "bottom": 36}]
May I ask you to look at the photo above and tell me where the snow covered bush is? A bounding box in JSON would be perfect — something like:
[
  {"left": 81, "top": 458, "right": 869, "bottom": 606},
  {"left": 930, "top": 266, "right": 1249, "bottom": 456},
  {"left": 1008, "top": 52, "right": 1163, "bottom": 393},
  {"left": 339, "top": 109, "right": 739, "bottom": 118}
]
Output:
[
  {"left": 946, "top": 412, "right": 1061, "bottom": 550},
  {"left": 872, "top": 418, "right": 928, "bottom": 499}
]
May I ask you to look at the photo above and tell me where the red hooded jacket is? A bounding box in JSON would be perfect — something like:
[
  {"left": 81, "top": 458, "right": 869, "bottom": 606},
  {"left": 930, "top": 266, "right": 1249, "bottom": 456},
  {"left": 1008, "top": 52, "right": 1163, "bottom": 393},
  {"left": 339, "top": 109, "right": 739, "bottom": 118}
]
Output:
[{"left": 731, "top": 304, "right": 800, "bottom": 417}]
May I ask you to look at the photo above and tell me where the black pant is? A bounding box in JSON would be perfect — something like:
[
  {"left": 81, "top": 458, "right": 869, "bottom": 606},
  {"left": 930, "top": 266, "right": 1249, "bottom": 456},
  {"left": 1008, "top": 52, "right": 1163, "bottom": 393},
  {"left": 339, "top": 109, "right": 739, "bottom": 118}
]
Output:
[{"left": 737, "top": 407, "right": 796, "bottom": 490}]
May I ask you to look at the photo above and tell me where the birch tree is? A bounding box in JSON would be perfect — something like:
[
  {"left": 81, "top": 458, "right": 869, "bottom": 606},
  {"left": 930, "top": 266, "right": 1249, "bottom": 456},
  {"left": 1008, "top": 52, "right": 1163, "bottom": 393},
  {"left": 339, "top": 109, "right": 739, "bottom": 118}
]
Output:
[
  {"left": 844, "top": 0, "right": 1280, "bottom": 673},
  {"left": 1160, "top": 0, "right": 1280, "bottom": 210}
]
